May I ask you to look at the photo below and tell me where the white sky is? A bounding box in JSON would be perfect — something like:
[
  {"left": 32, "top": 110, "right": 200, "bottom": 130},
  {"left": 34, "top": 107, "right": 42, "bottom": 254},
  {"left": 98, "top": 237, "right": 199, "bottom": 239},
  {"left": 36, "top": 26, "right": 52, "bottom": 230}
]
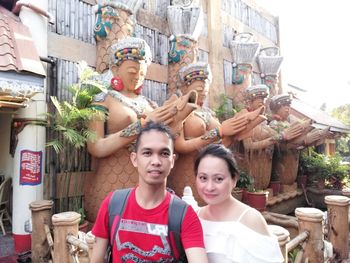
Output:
[{"left": 255, "top": 0, "right": 350, "bottom": 111}]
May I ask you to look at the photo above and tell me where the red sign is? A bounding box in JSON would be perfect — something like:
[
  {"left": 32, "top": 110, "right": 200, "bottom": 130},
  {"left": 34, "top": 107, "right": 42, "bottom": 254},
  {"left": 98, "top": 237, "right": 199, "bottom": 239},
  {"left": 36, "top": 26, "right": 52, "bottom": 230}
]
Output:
[{"left": 20, "top": 150, "right": 42, "bottom": 185}]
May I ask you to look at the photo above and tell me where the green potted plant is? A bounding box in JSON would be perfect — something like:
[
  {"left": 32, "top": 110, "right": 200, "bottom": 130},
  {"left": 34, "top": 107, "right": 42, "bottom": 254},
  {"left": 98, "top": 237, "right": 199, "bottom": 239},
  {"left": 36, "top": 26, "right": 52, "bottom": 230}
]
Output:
[
  {"left": 233, "top": 170, "right": 254, "bottom": 202},
  {"left": 300, "top": 151, "right": 329, "bottom": 189}
]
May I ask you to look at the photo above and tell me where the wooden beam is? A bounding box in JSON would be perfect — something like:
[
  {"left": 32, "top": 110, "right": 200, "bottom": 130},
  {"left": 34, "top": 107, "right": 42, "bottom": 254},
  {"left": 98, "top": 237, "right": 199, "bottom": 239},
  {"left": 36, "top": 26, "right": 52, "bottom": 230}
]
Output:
[
  {"left": 48, "top": 32, "right": 96, "bottom": 67},
  {"left": 48, "top": 32, "right": 168, "bottom": 83}
]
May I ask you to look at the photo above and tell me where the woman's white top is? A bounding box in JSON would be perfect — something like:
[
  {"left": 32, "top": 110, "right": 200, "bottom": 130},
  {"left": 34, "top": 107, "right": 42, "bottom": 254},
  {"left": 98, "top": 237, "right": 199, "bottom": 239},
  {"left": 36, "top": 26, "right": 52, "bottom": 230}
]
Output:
[{"left": 199, "top": 208, "right": 284, "bottom": 263}]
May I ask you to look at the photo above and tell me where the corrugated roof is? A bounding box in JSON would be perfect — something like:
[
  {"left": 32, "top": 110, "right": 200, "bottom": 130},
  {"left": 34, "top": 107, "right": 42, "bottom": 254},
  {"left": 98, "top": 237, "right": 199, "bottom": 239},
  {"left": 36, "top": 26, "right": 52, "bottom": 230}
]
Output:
[
  {"left": 0, "top": 5, "right": 45, "bottom": 76},
  {"left": 291, "top": 99, "right": 350, "bottom": 134}
]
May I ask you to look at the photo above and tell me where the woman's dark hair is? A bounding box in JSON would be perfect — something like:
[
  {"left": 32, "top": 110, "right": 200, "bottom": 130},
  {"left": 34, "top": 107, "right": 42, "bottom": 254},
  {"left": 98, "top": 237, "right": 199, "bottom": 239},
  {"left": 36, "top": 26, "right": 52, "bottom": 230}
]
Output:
[{"left": 194, "top": 144, "right": 239, "bottom": 179}]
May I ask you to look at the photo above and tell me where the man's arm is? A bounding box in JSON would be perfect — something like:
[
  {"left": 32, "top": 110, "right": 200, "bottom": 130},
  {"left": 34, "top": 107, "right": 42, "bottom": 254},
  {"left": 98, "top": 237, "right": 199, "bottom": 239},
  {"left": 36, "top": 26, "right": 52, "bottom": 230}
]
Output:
[
  {"left": 185, "top": 247, "right": 209, "bottom": 263},
  {"left": 90, "top": 237, "right": 109, "bottom": 263},
  {"left": 180, "top": 205, "right": 209, "bottom": 263}
]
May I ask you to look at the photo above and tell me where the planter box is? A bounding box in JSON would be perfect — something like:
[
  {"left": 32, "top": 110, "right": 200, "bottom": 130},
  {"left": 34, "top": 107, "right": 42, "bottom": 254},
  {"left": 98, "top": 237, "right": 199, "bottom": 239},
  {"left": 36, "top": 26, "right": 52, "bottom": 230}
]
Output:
[{"left": 306, "top": 187, "right": 343, "bottom": 210}]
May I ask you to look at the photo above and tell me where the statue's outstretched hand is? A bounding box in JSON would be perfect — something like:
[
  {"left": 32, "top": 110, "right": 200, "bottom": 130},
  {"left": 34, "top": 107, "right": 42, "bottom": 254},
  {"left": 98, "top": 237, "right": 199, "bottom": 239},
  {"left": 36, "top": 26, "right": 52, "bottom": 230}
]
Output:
[
  {"left": 234, "top": 106, "right": 267, "bottom": 140},
  {"left": 145, "top": 91, "right": 198, "bottom": 130},
  {"left": 304, "top": 127, "right": 330, "bottom": 146},
  {"left": 221, "top": 114, "right": 249, "bottom": 136},
  {"left": 282, "top": 123, "right": 304, "bottom": 141}
]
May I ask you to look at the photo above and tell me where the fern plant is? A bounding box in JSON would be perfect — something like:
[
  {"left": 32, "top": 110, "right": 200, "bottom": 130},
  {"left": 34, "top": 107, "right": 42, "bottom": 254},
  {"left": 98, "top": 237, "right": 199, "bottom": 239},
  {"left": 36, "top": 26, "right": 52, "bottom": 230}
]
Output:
[
  {"left": 46, "top": 62, "right": 106, "bottom": 153},
  {"left": 46, "top": 62, "right": 106, "bottom": 216}
]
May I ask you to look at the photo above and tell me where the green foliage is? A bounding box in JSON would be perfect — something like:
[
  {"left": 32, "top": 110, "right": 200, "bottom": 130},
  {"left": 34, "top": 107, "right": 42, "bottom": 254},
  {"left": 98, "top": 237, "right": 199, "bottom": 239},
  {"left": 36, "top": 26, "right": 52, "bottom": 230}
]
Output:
[
  {"left": 331, "top": 104, "right": 350, "bottom": 126},
  {"left": 299, "top": 150, "right": 329, "bottom": 179},
  {"left": 76, "top": 207, "right": 86, "bottom": 225},
  {"left": 46, "top": 62, "right": 106, "bottom": 155},
  {"left": 299, "top": 150, "right": 349, "bottom": 189},
  {"left": 214, "top": 94, "right": 242, "bottom": 122},
  {"left": 325, "top": 154, "right": 349, "bottom": 189},
  {"left": 236, "top": 170, "right": 254, "bottom": 190},
  {"left": 331, "top": 104, "right": 350, "bottom": 155},
  {"left": 288, "top": 246, "right": 301, "bottom": 262}
]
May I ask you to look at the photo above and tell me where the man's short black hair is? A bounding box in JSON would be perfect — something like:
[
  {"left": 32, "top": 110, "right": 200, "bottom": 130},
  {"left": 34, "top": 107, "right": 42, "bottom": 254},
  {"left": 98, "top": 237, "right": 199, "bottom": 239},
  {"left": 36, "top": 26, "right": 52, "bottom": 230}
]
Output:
[{"left": 134, "top": 121, "right": 175, "bottom": 151}]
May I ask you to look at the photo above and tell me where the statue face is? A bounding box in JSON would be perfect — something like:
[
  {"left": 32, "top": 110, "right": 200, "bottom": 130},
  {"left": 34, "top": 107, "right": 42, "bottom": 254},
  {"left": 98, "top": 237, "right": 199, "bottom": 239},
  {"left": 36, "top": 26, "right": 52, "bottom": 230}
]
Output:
[
  {"left": 112, "top": 60, "right": 148, "bottom": 93},
  {"left": 249, "top": 96, "right": 265, "bottom": 111},
  {"left": 275, "top": 104, "right": 290, "bottom": 121},
  {"left": 185, "top": 80, "right": 209, "bottom": 106}
]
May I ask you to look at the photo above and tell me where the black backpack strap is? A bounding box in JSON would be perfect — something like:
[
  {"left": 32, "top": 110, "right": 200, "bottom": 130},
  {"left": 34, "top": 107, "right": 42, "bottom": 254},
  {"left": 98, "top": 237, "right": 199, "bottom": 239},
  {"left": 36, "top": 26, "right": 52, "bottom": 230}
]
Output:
[
  {"left": 106, "top": 187, "right": 132, "bottom": 261},
  {"left": 168, "top": 194, "right": 189, "bottom": 263}
]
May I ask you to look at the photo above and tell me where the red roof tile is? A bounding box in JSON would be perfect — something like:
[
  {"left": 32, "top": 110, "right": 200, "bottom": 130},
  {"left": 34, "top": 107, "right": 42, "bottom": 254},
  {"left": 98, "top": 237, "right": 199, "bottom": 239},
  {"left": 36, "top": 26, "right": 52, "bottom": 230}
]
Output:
[{"left": 0, "top": 5, "right": 45, "bottom": 76}]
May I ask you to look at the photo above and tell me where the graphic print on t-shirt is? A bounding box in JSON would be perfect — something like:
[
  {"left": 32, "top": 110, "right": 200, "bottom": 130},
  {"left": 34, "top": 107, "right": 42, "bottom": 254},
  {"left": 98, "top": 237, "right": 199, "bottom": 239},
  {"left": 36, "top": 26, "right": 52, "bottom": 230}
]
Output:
[{"left": 116, "top": 218, "right": 173, "bottom": 262}]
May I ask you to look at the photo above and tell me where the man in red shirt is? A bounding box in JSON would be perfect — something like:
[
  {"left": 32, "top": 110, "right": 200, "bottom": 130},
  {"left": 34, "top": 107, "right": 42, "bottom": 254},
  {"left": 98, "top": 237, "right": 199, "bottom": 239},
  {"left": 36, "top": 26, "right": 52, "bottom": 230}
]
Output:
[{"left": 91, "top": 121, "right": 208, "bottom": 263}]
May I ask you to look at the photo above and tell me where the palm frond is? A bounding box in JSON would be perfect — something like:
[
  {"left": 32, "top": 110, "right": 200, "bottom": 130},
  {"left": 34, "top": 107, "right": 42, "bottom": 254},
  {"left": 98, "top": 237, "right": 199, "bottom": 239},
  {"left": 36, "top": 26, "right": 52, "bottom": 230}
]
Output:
[{"left": 46, "top": 140, "right": 64, "bottom": 154}]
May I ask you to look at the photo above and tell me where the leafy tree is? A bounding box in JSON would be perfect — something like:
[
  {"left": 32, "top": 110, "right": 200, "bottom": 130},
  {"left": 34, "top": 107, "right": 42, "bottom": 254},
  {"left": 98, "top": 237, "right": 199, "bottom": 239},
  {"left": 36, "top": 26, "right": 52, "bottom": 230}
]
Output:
[{"left": 331, "top": 104, "right": 350, "bottom": 155}]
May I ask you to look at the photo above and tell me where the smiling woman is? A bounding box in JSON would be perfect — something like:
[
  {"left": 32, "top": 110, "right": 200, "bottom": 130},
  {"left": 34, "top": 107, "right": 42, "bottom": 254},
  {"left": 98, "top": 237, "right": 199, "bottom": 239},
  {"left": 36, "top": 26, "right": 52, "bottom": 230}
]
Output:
[{"left": 194, "top": 144, "right": 284, "bottom": 263}]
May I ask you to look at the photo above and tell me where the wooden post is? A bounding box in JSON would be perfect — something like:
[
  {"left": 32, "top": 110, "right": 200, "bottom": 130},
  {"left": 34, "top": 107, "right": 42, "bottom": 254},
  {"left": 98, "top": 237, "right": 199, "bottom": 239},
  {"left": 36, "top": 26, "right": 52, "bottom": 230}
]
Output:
[
  {"left": 207, "top": 0, "right": 224, "bottom": 108},
  {"left": 268, "top": 224, "right": 290, "bottom": 263},
  {"left": 85, "top": 231, "right": 96, "bottom": 261},
  {"left": 29, "top": 200, "right": 54, "bottom": 263},
  {"left": 342, "top": 188, "right": 350, "bottom": 226},
  {"left": 52, "top": 211, "right": 81, "bottom": 263},
  {"left": 325, "top": 195, "right": 350, "bottom": 259},
  {"left": 295, "top": 207, "right": 324, "bottom": 263}
]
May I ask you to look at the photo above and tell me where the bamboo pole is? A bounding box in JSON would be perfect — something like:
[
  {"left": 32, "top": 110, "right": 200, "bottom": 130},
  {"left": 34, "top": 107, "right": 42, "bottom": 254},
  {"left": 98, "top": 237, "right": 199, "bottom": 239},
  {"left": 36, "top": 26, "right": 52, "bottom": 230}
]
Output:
[
  {"left": 66, "top": 234, "right": 89, "bottom": 252},
  {"left": 44, "top": 224, "right": 54, "bottom": 260},
  {"left": 85, "top": 231, "right": 96, "bottom": 261},
  {"left": 286, "top": 230, "right": 309, "bottom": 252}
]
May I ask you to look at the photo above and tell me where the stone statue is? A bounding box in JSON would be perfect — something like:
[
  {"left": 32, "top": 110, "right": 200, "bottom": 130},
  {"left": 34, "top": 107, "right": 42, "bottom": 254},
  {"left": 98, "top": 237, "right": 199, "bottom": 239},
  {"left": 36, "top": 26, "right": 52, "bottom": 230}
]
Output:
[
  {"left": 257, "top": 47, "right": 283, "bottom": 98},
  {"left": 241, "top": 85, "right": 278, "bottom": 190},
  {"left": 167, "top": 5, "right": 203, "bottom": 96},
  {"left": 225, "top": 33, "right": 260, "bottom": 108},
  {"left": 94, "top": 0, "right": 144, "bottom": 74},
  {"left": 269, "top": 94, "right": 327, "bottom": 191},
  {"left": 84, "top": 37, "right": 197, "bottom": 220},
  {"left": 168, "top": 62, "right": 264, "bottom": 204}
]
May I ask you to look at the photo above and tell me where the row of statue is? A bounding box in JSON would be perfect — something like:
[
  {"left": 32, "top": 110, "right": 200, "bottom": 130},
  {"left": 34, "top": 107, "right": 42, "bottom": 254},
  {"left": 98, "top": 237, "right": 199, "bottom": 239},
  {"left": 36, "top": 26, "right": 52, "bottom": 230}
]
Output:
[{"left": 83, "top": 1, "right": 329, "bottom": 220}]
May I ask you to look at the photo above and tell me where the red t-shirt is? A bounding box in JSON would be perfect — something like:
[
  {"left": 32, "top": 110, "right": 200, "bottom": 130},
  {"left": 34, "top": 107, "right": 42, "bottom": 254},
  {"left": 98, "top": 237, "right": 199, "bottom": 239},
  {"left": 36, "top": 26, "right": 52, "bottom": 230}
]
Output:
[{"left": 92, "top": 187, "right": 204, "bottom": 262}]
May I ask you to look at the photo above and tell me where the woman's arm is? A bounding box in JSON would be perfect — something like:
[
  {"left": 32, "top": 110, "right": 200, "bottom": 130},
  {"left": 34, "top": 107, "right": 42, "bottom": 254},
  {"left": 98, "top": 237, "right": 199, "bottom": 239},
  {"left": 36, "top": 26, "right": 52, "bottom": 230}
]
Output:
[
  {"left": 241, "top": 208, "right": 273, "bottom": 237},
  {"left": 185, "top": 247, "right": 209, "bottom": 263}
]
